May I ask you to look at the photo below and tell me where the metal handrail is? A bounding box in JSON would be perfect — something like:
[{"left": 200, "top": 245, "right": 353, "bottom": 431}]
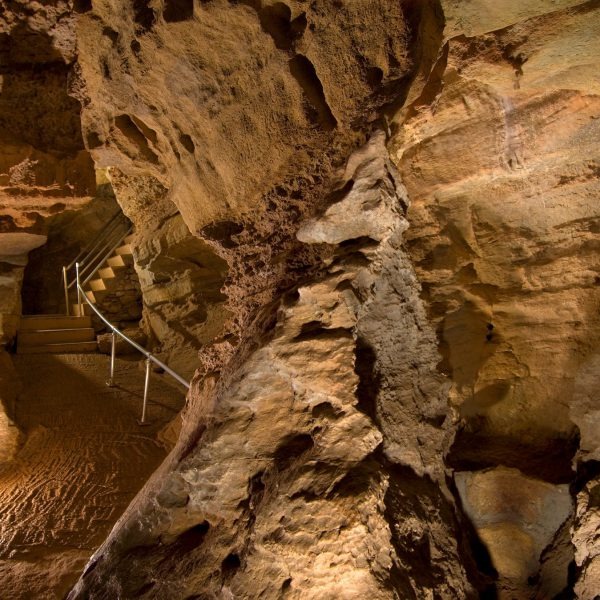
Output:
[
  {"left": 65, "top": 211, "right": 125, "bottom": 271},
  {"left": 81, "top": 228, "right": 133, "bottom": 288},
  {"left": 76, "top": 262, "right": 190, "bottom": 424},
  {"left": 78, "top": 224, "right": 133, "bottom": 287},
  {"left": 62, "top": 215, "right": 131, "bottom": 314}
]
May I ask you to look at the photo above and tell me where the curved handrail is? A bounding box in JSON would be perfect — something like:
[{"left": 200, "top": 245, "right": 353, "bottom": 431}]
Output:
[{"left": 76, "top": 262, "right": 190, "bottom": 391}]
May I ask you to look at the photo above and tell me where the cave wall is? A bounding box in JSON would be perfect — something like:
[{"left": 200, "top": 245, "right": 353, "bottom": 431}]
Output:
[
  {"left": 0, "top": 0, "right": 598, "bottom": 597},
  {"left": 0, "top": 0, "right": 96, "bottom": 467},
  {"left": 70, "top": 130, "right": 478, "bottom": 600},
  {"left": 64, "top": 1, "right": 600, "bottom": 598},
  {"left": 71, "top": 0, "right": 420, "bottom": 378},
  {"left": 389, "top": 1, "right": 600, "bottom": 594}
]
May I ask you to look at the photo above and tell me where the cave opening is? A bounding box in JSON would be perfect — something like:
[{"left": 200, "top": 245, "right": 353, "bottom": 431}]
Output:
[{"left": 20, "top": 190, "right": 142, "bottom": 332}]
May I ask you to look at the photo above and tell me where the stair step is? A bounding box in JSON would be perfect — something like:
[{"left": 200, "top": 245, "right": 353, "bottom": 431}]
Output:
[
  {"left": 97, "top": 267, "right": 116, "bottom": 279},
  {"left": 106, "top": 255, "right": 126, "bottom": 268},
  {"left": 109, "top": 252, "right": 134, "bottom": 266},
  {"left": 19, "top": 328, "right": 96, "bottom": 346},
  {"left": 114, "top": 244, "right": 133, "bottom": 257},
  {"left": 17, "top": 341, "right": 98, "bottom": 355},
  {"left": 88, "top": 278, "right": 107, "bottom": 292},
  {"left": 19, "top": 315, "right": 92, "bottom": 331},
  {"left": 123, "top": 233, "right": 135, "bottom": 245}
]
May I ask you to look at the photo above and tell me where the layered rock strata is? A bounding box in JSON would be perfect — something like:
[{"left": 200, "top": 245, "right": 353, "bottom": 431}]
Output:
[
  {"left": 0, "top": 0, "right": 598, "bottom": 598},
  {"left": 389, "top": 1, "right": 600, "bottom": 594}
]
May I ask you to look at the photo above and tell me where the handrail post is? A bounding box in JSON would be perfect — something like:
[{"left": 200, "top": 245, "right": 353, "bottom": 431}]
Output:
[
  {"left": 75, "top": 262, "right": 82, "bottom": 316},
  {"left": 62, "top": 266, "right": 70, "bottom": 316},
  {"left": 107, "top": 329, "right": 116, "bottom": 387},
  {"left": 139, "top": 358, "right": 151, "bottom": 425}
]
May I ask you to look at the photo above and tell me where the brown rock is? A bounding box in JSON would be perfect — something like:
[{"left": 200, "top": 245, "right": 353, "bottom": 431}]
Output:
[{"left": 97, "top": 328, "right": 148, "bottom": 356}]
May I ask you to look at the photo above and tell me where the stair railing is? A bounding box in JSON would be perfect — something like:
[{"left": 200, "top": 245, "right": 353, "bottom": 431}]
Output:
[
  {"left": 75, "top": 262, "right": 190, "bottom": 425},
  {"left": 62, "top": 212, "right": 132, "bottom": 315}
]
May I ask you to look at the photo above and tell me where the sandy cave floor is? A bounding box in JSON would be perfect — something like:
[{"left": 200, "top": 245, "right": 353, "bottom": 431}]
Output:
[{"left": 0, "top": 353, "right": 185, "bottom": 599}]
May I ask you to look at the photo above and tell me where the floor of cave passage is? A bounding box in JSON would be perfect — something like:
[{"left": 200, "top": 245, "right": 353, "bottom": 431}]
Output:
[{"left": 0, "top": 352, "right": 184, "bottom": 599}]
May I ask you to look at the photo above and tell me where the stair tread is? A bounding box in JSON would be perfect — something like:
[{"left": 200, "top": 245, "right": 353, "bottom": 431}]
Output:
[
  {"left": 21, "top": 315, "right": 89, "bottom": 320},
  {"left": 114, "top": 244, "right": 133, "bottom": 256},
  {"left": 18, "top": 327, "right": 96, "bottom": 347},
  {"left": 19, "top": 315, "right": 92, "bottom": 330},
  {"left": 17, "top": 341, "right": 98, "bottom": 354},
  {"left": 19, "top": 327, "right": 95, "bottom": 334}
]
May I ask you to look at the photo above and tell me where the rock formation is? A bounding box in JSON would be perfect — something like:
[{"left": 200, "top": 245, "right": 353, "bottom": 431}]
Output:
[{"left": 0, "top": 0, "right": 598, "bottom": 598}]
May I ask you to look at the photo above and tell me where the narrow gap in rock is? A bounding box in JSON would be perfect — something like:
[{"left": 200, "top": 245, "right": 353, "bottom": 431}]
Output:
[
  {"left": 114, "top": 114, "right": 159, "bottom": 163},
  {"left": 354, "top": 336, "right": 379, "bottom": 421},
  {"left": 180, "top": 133, "right": 195, "bottom": 153},
  {"left": 133, "top": 0, "right": 156, "bottom": 31},
  {"left": 273, "top": 433, "right": 314, "bottom": 471},
  {"left": 288, "top": 55, "right": 337, "bottom": 130}
]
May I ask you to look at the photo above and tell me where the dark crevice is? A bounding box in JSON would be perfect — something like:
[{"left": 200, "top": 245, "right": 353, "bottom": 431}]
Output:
[
  {"left": 325, "top": 178, "right": 355, "bottom": 206},
  {"left": 130, "top": 115, "right": 158, "bottom": 144},
  {"left": 293, "top": 323, "right": 351, "bottom": 343},
  {"left": 133, "top": 0, "right": 157, "bottom": 31},
  {"left": 180, "top": 133, "right": 196, "bottom": 153},
  {"left": 354, "top": 336, "right": 379, "bottom": 421},
  {"left": 173, "top": 522, "right": 210, "bottom": 553},
  {"left": 384, "top": 460, "right": 495, "bottom": 597},
  {"left": 311, "top": 402, "right": 340, "bottom": 420},
  {"left": 258, "top": 3, "right": 306, "bottom": 50},
  {"left": 448, "top": 429, "right": 580, "bottom": 484},
  {"left": 73, "top": 0, "right": 92, "bottom": 12},
  {"left": 366, "top": 66, "right": 384, "bottom": 89},
  {"left": 133, "top": 581, "right": 156, "bottom": 597},
  {"left": 385, "top": 0, "right": 446, "bottom": 128},
  {"left": 572, "top": 459, "right": 600, "bottom": 494},
  {"left": 339, "top": 236, "right": 378, "bottom": 250},
  {"left": 221, "top": 552, "right": 241, "bottom": 578},
  {"left": 102, "top": 26, "right": 119, "bottom": 44},
  {"left": 328, "top": 454, "right": 380, "bottom": 499},
  {"left": 288, "top": 55, "right": 337, "bottom": 130},
  {"left": 201, "top": 220, "right": 245, "bottom": 249},
  {"left": 273, "top": 434, "right": 314, "bottom": 472},
  {"left": 446, "top": 476, "right": 499, "bottom": 595},
  {"left": 114, "top": 114, "right": 159, "bottom": 163},
  {"left": 164, "top": 0, "right": 195, "bottom": 22}
]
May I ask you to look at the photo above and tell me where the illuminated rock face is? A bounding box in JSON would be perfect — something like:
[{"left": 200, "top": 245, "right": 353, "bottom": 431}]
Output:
[
  {"left": 0, "top": 0, "right": 599, "bottom": 598},
  {"left": 387, "top": 1, "right": 600, "bottom": 594}
]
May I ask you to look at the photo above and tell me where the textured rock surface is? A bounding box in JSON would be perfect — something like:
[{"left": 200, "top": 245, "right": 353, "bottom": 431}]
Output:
[
  {"left": 0, "top": 350, "right": 20, "bottom": 464},
  {"left": 68, "top": 1, "right": 600, "bottom": 597},
  {"left": 456, "top": 467, "right": 572, "bottom": 597},
  {"left": 69, "top": 131, "right": 476, "bottom": 600},
  {"left": 0, "top": 0, "right": 95, "bottom": 328},
  {"left": 387, "top": 1, "right": 600, "bottom": 595},
  {"left": 573, "top": 467, "right": 600, "bottom": 598},
  {"left": 0, "top": 0, "right": 598, "bottom": 598}
]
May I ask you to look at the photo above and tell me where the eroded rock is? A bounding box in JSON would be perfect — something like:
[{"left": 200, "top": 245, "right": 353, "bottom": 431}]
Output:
[{"left": 456, "top": 467, "right": 573, "bottom": 597}]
